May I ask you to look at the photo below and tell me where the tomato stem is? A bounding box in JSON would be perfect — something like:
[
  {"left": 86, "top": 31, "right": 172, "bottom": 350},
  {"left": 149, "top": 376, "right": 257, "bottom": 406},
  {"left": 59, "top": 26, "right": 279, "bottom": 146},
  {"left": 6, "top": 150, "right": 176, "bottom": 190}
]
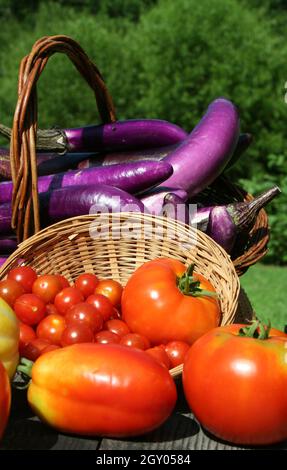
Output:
[
  {"left": 177, "top": 264, "right": 217, "bottom": 298},
  {"left": 238, "top": 319, "right": 271, "bottom": 340}
]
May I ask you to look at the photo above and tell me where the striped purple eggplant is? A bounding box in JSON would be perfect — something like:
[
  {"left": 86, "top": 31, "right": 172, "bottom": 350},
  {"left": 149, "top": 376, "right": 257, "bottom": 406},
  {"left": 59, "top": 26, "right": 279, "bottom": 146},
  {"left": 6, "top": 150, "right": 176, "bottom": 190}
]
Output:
[{"left": 0, "top": 160, "right": 173, "bottom": 204}]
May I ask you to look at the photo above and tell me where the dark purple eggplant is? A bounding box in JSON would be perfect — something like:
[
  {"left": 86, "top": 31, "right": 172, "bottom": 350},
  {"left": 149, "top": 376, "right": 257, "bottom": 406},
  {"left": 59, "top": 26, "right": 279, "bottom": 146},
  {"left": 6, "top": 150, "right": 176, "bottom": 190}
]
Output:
[
  {"left": 0, "top": 256, "right": 8, "bottom": 268},
  {"left": 0, "top": 120, "right": 188, "bottom": 153},
  {"left": 0, "top": 147, "right": 91, "bottom": 180},
  {"left": 225, "top": 133, "right": 253, "bottom": 170},
  {"left": 162, "top": 193, "right": 190, "bottom": 225},
  {"left": 0, "top": 185, "right": 146, "bottom": 234},
  {"left": 0, "top": 160, "right": 173, "bottom": 204},
  {"left": 207, "top": 186, "right": 281, "bottom": 253},
  {"left": 142, "top": 98, "right": 240, "bottom": 214},
  {"left": 0, "top": 236, "right": 17, "bottom": 255}
]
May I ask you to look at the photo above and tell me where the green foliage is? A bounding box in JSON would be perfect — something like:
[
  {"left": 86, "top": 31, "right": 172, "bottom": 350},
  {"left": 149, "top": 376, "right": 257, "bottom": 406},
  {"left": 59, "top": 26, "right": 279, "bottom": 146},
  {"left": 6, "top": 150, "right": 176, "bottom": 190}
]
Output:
[{"left": 0, "top": 0, "right": 286, "bottom": 263}]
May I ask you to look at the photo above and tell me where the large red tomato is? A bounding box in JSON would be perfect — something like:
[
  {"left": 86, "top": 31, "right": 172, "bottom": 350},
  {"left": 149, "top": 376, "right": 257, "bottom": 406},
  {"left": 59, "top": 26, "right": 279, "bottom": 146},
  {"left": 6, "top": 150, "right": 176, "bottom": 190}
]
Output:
[
  {"left": 122, "top": 258, "right": 220, "bottom": 345},
  {"left": 28, "top": 343, "right": 177, "bottom": 437},
  {"left": 183, "top": 322, "right": 287, "bottom": 445},
  {"left": 0, "top": 361, "right": 11, "bottom": 440}
]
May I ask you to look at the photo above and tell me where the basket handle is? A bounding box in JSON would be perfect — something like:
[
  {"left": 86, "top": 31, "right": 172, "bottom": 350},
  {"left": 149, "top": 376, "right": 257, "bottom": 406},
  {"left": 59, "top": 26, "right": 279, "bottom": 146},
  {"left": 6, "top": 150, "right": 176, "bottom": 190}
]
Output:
[{"left": 10, "top": 35, "right": 117, "bottom": 243}]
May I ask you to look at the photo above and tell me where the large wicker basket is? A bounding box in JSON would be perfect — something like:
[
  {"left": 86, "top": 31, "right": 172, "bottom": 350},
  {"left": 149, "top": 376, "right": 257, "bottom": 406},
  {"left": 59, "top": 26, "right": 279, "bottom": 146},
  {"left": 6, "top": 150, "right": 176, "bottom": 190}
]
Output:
[
  {"left": 6, "top": 35, "right": 269, "bottom": 276},
  {"left": 0, "top": 212, "right": 241, "bottom": 378}
]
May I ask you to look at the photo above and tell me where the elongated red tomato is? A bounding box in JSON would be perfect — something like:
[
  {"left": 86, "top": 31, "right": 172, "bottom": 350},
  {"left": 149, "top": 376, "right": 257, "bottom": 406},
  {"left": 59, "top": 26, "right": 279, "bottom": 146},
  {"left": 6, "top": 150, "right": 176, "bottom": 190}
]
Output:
[
  {"left": 122, "top": 258, "right": 220, "bottom": 345},
  {"left": 183, "top": 322, "right": 287, "bottom": 445},
  {"left": 0, "top": 362, "right": 11, "bottom": 440},
  {"left": 28, "top": 343, "right": 177, "bottom": 437}
]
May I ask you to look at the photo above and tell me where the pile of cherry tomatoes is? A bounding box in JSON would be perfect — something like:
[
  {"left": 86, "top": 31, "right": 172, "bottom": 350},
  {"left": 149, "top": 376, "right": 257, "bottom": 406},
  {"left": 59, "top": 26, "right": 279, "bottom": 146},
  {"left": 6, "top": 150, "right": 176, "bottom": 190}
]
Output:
[{"left": 0, "top": 266, "right": 190, "bottom": 370}]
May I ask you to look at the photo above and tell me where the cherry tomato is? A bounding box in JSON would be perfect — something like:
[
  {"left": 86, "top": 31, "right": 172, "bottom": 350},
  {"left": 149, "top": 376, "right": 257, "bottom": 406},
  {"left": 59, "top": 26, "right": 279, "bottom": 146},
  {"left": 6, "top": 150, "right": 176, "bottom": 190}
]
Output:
[
  {"left": 95, "top": 330, "right": 121, "bottom": 345},
  {"left": 56, "top": 275, "right": 70, "bottom": 289},
  {"left": 14, "top": 293, "right": 46, "bottom": 326},
  {"left": 65, "top": 303, "right": 103, "bottom": 333},
  {"left": 21, "top": 338, "right": 52, "bottom": 361},
  {"left": 54, "top": 287, "right": 84, "bottom": 315},
  {"left": 45, "top": 304, "right": 59, "bottom": 316},
  {"left": 86, "top": 294, "right": 114, "bottom": 321},
  {"left": 32, "top": 275, "right": 62, "bottom": 304},
  {"left": 95, "top": 279, "right": 123, "bottom": 307},
  {"left": 165, "top": 341, "right": 190, "bottom": 368},
  {"left": 36, "top": 314, "right": 66, "bottom": 346},
  {"left": 41, "top": 344, "right": 61, "bottom": 355},
  {"left": 7, "top": 266, "right": 37, "bottom": 293},
  {"left": 146, "top": 346, "right": 171, "bottom": 369},
  {"left": 61, "top": 324, "right": 94, "bottom": 347},
  {"left": 19, "top": 323, "right": 36, "bottom": 356},
  {"left": 111, "top": 307, "right": 121, "bottom": 319},
  {"left": 104, "top": 319, "right": 130, "bottom": 338},
  {"left": 75, "top": 273, "right": 99, "bottom": 298},
  {"left": 120, "top": 333, "right": 150, "bottom": 350},
  {"left": 0, "top": 279, "right": 25, "bottom": 307}
]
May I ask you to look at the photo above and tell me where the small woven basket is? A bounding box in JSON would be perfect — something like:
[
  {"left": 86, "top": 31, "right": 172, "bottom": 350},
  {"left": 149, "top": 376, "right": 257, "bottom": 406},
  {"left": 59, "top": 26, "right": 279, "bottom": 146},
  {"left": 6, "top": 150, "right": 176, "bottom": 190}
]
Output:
[{"left": 0, "top": 212, "right": 240, "bottom": 378}]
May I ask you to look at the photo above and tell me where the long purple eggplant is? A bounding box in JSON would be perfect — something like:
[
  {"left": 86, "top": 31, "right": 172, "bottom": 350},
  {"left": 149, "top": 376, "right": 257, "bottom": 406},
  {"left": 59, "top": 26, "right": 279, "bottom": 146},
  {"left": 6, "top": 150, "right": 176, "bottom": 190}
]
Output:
[
  {"left": 141, "top": 98, "right": 240, "bottom": 214},
  {"left": 0, "top": 120, "right": 188, "bottom": 153},
  {"left": 0, "top": 147, "right": 91, "bottom": 180},
  {"left": 162, "top": 193, "right": 190, "bottom": 225},
  {"left": 0, "top": 185, "right": 146, "bottom": 234},
  {"left": 0, "top": 236, "right": 17, "bottom": 255},
  {"left": 225, "top": 133, "right": 253, "bottom": 170},
  {"left": 0, "top": 160, "right": 173, "bottom": 204},
  {"left": 206, "top": 186, "right": 281, "bottom": 253},
  {"left": 0, "top": 257, "right": 8, "bottom": 268}
]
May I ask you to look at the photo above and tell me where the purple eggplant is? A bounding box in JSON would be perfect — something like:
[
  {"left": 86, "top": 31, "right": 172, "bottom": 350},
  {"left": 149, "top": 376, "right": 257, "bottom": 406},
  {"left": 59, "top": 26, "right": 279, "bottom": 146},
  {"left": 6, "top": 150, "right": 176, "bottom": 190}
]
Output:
[
  {"left": 142, "top": 98, "right": 240, "bottom": 214},
  {"left": 0, "top": 185, "right": 146, "bottom": 233},
  {"left": 0, "top": 147, "right": 91, "bottom": 180},
  {"left": 0, "top": 120, "right": 188, "bottom": 153},
  {"left": 206, "top": 186, "right": 281, "bottom": 253},
  {"left": 141, "top": 188, "right": 188, "bottom": 216},
  {"left": 162, "top": 193, "right": 191, "bottom": 225},
  {"left": 0, "top": 257, "right": 8, "bottom": 268},
  {"left": 0, "top": 236, "right": 17, "bottom": 255},
  {"left": 225, "top": 133, "right": 253, "bottom": 170},
  {"left": 0, "top": 160, "right": 173, "bottom": 204}
]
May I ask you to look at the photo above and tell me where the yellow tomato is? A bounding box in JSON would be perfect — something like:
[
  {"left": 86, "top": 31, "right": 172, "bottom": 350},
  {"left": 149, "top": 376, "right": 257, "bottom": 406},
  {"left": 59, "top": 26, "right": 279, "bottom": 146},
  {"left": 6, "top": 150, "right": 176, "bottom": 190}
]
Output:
[{"left": 0, "top": 298, "right": 19, "bottom": 379}]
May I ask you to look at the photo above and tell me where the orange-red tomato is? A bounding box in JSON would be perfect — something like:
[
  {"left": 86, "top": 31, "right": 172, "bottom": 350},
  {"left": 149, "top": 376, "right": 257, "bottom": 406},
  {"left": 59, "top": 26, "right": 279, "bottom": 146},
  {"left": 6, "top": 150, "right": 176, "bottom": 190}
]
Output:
[
  {"left": 104, "top": 319, "right": 130, "bottom": 338},
  {"left": 19, "top": 323, "right": 37, "bottom": 356},
  {"left": 32, "top": 275, "right": 62, "bottom": 304},
  {"left": 65, "top": 303, "right": 103, "bottom": 333},
  {"left": 61, "top": 324, "right": 94, "bottom": 347},
  {"left": 95, "top": 330, "right": 120, "bottom": 345},
  {"left": 0, "top": 279, "right": 25, "bottom": 307},
  {"left": 21, "top": 338, "right": 52, "bottom": 361},
  {"left": 14, "top": 294, "right": 46, "bottom": 326},
  {"left": 54, "top": 287, "right": 84, "bottom": 315},
  {"left": 183, "top": 323, "right": 287, "bottom": 445},
  {"left": 95, "top": 279, "right": 123, "bottom": 307},
  {"left": 0, "top": 362, "right": 10, "bottom": 440},
  {"left": 36, "top": 314, "right": 66, "bottom": 346},
  {"left": 7, "top": 266, "right": 37, "bottom": 293},
  {"left": 75, "top": 273, "right": 99, "bottom": 298},
  {"left": 122, "top": 258, "right": 220, "bottom": 345},
  {"left": 28, "top": 343, "right": 177, "bottom": 437},
  {"left": 146, "top": 346, "right": 171, "bottom": 369},
  {"left": 120, "top": 333, "right": 150, "bottom": 350},
  {"left": 86, "top": 294, "right": 114, "bottom": 321},
  {"left": 165, "top": 341, "right": 190, "bottom": 368},
  {"left": 56, "top": 275, "right": 70, "bottom": 289}
]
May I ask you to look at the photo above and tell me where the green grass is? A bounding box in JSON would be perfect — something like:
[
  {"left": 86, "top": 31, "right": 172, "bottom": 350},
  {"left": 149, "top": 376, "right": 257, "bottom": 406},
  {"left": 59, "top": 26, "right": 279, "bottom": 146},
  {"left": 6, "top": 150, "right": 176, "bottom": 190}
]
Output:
[{"left": 240, "top": 264, "right": 287, "bottom": 332}]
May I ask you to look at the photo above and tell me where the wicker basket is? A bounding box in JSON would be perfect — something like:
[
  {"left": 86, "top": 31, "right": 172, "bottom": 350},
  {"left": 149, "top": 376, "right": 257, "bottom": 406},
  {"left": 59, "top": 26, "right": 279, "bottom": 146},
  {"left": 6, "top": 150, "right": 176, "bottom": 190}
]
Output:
[{"left": 0, "top": 212, "right": 240, "bottom": 378}]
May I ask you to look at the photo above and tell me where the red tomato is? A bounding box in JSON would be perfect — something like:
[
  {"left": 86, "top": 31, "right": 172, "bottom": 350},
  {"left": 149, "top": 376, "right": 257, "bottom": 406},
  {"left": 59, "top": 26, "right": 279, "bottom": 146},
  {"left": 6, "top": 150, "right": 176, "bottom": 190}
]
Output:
[
  {"left": 14, "top": 294, "right": 46, "bottom": 326},
  {"left": 111, "top": 307, "right": 121, "bottom": 319},
  {"left": 45, "top": 304, "right": 59, "bottom": 316},
  {"left": 0, "top": 362, "right": 10, "bottom": 440},
  {"left": 95, "top": 279, "right": 123, "bottom": 307},
  {"left": 146, "top": 346, "right": 171, "bottom": 369},
  {"left": 0, "top": 279, "right": 25, "bottom": 307},
  {"left": 65, "top": 303, "right": 103, "bottom": 333},
  {"left": 54, "top": 287, "right": 84, "bottom": 315},
  {"left": 36, "top": 314, "right": 66, "bottom": 346},
  {"left": 86, "top": 294, "right": 114, "bottom": 321},
  {"left": 56, "top": 275, "right": 70, "bottom": 289},
  {"left": 95, "top": 330, "right": 121, "bottom": 345},
  {"left": 61, "top": 324, "right": 94, "bottom": 347},
  {"left": 19, "top": 323, "right": 36, "bottom": 356},
  {"left": 41, "top": 344, "right": 61, "bottom": 355},
  {"left": 183, "top": 323, "right": 287, "bottom": 445},
  {"left": 7, "top": 266, "right": 37, "bottom": 293},
  {"left": 104, "top": 319, "right": 130, "bottom": 338},
  {"left": 122, "top": 258, "right": 220, "bottom": 345},
  {"left": 165, "top": 341, "right": 190, "bottom": 368},
  {"left": 21, "top": 338, "right": 52, "bottom": 361},
  {"left": 28, "top": 343, "right": 177, "bottom": 437},
  {"left": 120, "top": 333, "right": 150, "bottom": 350},
  {"left": 32, "top": 275, "right": 62, "bottom": 304},
  {"left": 75, "top": 273, "right": 99, "bottom": 298}
]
